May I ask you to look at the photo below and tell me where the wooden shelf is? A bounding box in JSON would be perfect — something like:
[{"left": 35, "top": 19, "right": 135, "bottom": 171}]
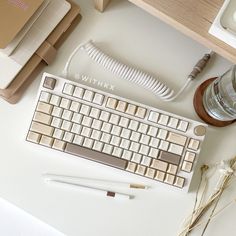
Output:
[{"left": 128, "top": 0, "right": 236, "bottom": 63}]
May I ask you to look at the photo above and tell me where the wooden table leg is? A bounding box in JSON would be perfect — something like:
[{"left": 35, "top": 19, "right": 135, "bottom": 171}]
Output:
[{"left": 94, "top": 0, "right": 111, "bottom": 12}]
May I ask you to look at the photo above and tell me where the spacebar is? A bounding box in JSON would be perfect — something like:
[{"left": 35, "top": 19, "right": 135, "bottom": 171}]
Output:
[{"left": 65, "top": 143, "right": 127, "bottom": 169}]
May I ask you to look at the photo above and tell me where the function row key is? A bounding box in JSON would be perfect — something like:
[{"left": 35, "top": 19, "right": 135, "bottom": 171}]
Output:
[
  {"left": 106, "top": 97, "right": 147, "bottom": 119},
  {"left": 148, "top": 110, "right": 189, "bottom": 132},
  {"left": 63, "top": 83, "right": 104, "bottom": 105}
]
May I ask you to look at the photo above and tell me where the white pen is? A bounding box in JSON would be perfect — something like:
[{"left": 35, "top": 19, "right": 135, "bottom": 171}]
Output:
[
  {"left": 45, "top": 178, "right": 133, "bottom": 200},
  {"left": 43, "top": 173, "right": 149, "bottom": 189}
]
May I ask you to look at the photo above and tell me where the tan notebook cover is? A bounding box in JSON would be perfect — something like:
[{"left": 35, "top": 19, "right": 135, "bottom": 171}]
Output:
[
  {"left": 0, "top": 0, "right": 81, "bottom": 103},
  {"left": 0, "top": 0, "right": 44, "bottom": 48}
]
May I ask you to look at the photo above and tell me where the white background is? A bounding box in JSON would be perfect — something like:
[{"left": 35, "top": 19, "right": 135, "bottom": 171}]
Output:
[{"left": 0, "top": 0, "right": 236, "bottom": 235}]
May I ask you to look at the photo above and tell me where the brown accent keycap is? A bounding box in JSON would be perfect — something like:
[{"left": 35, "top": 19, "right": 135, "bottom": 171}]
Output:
[
  {"left": 159, "top": 151, "right": 181, "bottom": 165},
  {"left": 43, "top": 77, "right": 57, "bottom": 90},
  {"left": 65, "top": 144, "right": 127, "bottom": 169}
]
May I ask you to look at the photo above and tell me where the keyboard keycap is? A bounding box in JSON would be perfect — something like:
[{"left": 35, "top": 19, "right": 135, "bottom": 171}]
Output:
[
  {"left": 110, "top": 136, "right": 121, "bottom": 146},
  {"left": 30, "top": 121, "right": 54, "bottom": 136},
  {"left": 111, "top": 125, "right": 121, "bottom": 136},
  {"left": 174, "top": 176, "right": 185, "bottom": 188},
  {"left": 135, "top": 107, "right": 146, "bottom": 118},
  {"left": 83, "top": 90, "right": 94, "bottom": 102},
  {"left": 89, "top": 108, "right": 100, "bottom": 119},
  {"left": 51, "top": 117, "right": 62, "bottom": 128},
  {"left": 138, "top": 123, "right": 148, "bottom": 134},
  {"left": 80, "top": 104, "right": 91, "bottom": 116},
  {"left": 100, "top": 111, "right": 110, "bottom": 122},
  {"left": 65, "top": 144, "right": 127, "bottom": 169},
  {"left": 112, "top": 147, "right": 123, "bottom": 158},
  {"left": 136, "top": 165, "right": 146, "bottom": 175},
  {"left": 159, "top": 151, "right": 181, "bottom": 165},
  {"left": 177, "top": 120, "right": 189, "bottom": 132},
  {"left": 33, "top": 112, "right": 52, "bottom": 125},
  {"left": 73, "top": 87, "right": 84, "bottom": 98},
  {"left": 158, "top": 114, "right": 169, "bottom": 126},
  {"left": 63, "top": 83, "right": 74, "bottom": 95},
  {"left": 167, "top": 117, "right": 179, "bottom": 129},
  {"left": 126, "top": 162, "right": 137, "bottom": 173},
  {"left": 145, "top": 168, "right": 155, "bottom": 178},
  {"left": 132, "top": 153, "right": 142, "bottom": 163},
  {"left": 50, "top": 95, "right": 61, "bottom": 107},
  {"left": 188, "top": 139, "right": 200, "bottom": 151},
  {"left": 120, "top": 139, "right": 130, "bottom": 149},
  {"left": 60, "top": 98, "right": 71, "bottom": 109},
  {"left": 93, "top": 93, "right": 104, "bottom": 105},
  {"left": 167, "top": 164, "right": 178, "bottom": 175},
  {"left": 93, "top": 141, "right": 103, "bottom": 151},
  {"left": 141, "top": 156, "right": 151, "bottom": 166},
  {"left": 91, "top": 130, "right": 102, "bottom": 140},
  {"left": 61, "top": 120, "right": 72, "bottom": 131},
  {"left": 122, "top": 150, "right": 132, "bottom": 160},
  {"left": 168, "top": 143, "right": 183, "bottom": 155},
  {"left": 159, "top": 140, "right": 169, "bottom": 151},
  {"left": 184, "top": 151, "right": 195, "bottom": 162},
  {"left": 63, "top": 132, "right": 74, "bottom": 142},
  {"left": 181, "top": 161, "right": 193, "bottom": 172},
  {"left": 52, "top": 107, "right": 63, "bottom": 117},
  {"left": 106, "top": 97, "right": 117, "bottom": 109},
  {"left": 147, "top": 126, "right": 158, "bottom": 137},
  {"left": 40, "top": 135, "right": 53, "bottom": 147},
  {"left": 70, "top": 101, "right": 80, "bottom": 112},
  {"left": 83, "top": 138, "right": 94, "bottom": 149},
  {"left": 151, "top": 159, "right": 168, "bottom": 172},
  {"left": 43, "top": 77, "right": 56, "bottom": 90},
  {"left": 130, "top": 131, "right": 141, "bottom": 142},
  {"left": 116, "top": 101, "right": 127, "bottom": 112},
  {"left": 128, "top": 120, "right": 139, "bottom": 131},
  {"left": 53, "top": 139, "right": 66, "bottom": 151},
  {"left": 53, "top": 129, "right": 64, "bottom": 139},
  {"left": 164, "top": 174, "right": 175, "bottom": 185},
  {"left": 167, "top": 132, "right": 187, "bottom": 146},
  {"left": 126, "top": 104, "right": 136, "bottom": 115},
  {"left": 155, "top": 171, "right": 165, "bottom": 182},
  {"left": 73, "top": 135, "right": 84, "bottom": 145},
  {"left": 40, "top": 92, "right": 51, "bottom": 103},
  {"left": 109, "top": 114, "right": 120, "bottom": 125},
  {"left": 37, "top": 102, "right": 53, "bottom": 114},
  {"left": 119, "top": 117, "right": 129, "bottom": 128},
  {"left": 27, "top": 131, "right": 41, "bottom": 143},
  {"left": 148, "top": 111, "right": 159, "bottom": 123}
]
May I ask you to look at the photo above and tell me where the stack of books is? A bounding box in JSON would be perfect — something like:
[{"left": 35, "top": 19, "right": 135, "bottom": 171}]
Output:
[{"left": 0, "top": 0, "right": 80, "bottom": 103}]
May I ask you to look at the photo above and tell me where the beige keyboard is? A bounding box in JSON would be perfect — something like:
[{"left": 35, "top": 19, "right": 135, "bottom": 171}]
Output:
[{"left": 26, "top": 73, "right": 207, "bottom": 192}]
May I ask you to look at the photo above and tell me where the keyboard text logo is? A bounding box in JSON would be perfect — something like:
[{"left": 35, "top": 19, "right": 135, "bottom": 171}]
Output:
[{"left": 75, "top": 75, "right": 115, "bottom": 91}]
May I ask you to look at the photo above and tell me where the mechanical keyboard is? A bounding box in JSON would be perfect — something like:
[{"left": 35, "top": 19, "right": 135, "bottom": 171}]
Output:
[{"left": 26, "top": 73, "right": 207, "bottom": 192}]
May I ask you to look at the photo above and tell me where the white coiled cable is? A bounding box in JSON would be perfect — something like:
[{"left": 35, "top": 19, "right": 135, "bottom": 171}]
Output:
[{"left": 62, "top": 40, "right": 213, "bottom": 101}]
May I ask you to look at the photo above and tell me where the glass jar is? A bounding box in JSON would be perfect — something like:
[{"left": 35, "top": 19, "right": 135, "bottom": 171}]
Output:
[{"left": 203, "top": 65, "right": 236, "bottom": 121}]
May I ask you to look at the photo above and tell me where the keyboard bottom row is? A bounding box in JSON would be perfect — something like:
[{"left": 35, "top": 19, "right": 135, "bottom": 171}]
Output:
[{"left": 27, "top": 130, "right": 186, "bottom": 189}]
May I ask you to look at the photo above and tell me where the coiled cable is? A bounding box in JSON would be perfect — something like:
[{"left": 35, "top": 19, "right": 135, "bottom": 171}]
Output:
[{"left": 62, "top": 40, "right": 214, "bottom": 101}]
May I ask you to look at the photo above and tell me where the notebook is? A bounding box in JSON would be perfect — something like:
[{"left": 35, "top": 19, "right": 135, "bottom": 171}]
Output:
[
  {"left": 0, "top": 0, "right": 44, "bottom": 49},
  {"left": 0, "top": 0, "right": 71, "bottom": 90},
  {"left": 0, "top": 0, "right": 50, "bottom": 56},
  {"left": 0, "top": 0, "right": 81, "bottom": 104}
]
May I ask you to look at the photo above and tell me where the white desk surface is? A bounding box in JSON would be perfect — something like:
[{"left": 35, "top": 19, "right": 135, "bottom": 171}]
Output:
[{"left": 1, "top": 0, "right": 236, "bottom": 235}]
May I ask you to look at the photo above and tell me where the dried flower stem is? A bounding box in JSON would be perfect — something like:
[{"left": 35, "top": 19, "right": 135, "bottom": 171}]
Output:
[{"left": 178, "top": 156, "right": 236, "bottom": 236}]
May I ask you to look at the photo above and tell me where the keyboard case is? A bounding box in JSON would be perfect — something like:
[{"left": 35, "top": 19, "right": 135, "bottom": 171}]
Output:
[{"left": 0, "top": 0, "right": 81, "bottom": 104}]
